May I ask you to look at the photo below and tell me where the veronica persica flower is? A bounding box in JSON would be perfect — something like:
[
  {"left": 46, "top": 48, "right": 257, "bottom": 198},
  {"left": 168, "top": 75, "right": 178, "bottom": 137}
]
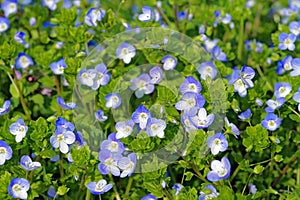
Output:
[
  {"left": 0, "top": 17, "right": 10, "bottom": 33},
  {"left": 91, "top": 64, "right": 111, "bottom": 89},
  {"left": 175, "top": 93, "right": 205, "bottom": 112},
  {"left": 0, "top": 100, "right": 10, "bottom": 115},
  {"left": 138, "top": 6, "right": 154, "bottom": 22},
  {"left": 118, "top": 153, "right": 137, "bottom": 178},
  {"left": 105, "top": 93, "right": 121, "bottom": 109},
  {"left": 207, "top": 133, "right": 228, "bottom": 155},
  {"left": 47, "top": 186, "right": 58, "bottom": 199},
  {"left": 1, "top": 0, "right": 18, "bottom": 17},
  {"left": 86, "top": 179, "right": 113, "bottom": 195},
  {"left": 85, "top": 8, "right": 105, "bottom": 26},
  {"left": 248, "top": 183, "right": 257, "bottom": 194},
  {"left": 130, "top": 74, "right": 155, "bottom": 98},
  {"left": 74, "top": 131, "right": 85, "bottom": 147},
  {"left": 278, "top": 33, "right": 296, "bottom": 51},
  {"left": 290, "top": 58, "right": 300, "bottom": 76},
  {"left": 238, "top": 109, "right": 252, "bottom": 120},
  {"left": 172, "top": 184, "right": 184, "bottom": 196},
  {"left": 55, "top": 117, "right": 75, "bottom": 132},
  {"left": 8, "top": 178, "right": 30, "bottom": 199},
  {"left": 14, "top": 32, "right": 29, "bottom": 48},
  {"left": 0, "top": 140, "right": 12, "bottom": 165},
  {"left": 212, "top": 46, "right": 227, "bottom": 61},
  {"left": 293, "top": 87, "right": 300, "bottom": 111},
  {"left": 198, "top": 184, "right": 219, "bottom": 200},
  {"left": 161, "top": 55, "right": 177, "bottom": 70},
  {"left": 50, "top": 59, "right": 67, "bottom": 75},
  {"left": 274, "top": 82, "right": 292, "bottom": 98},
  {"left": 224, "top": 117, "right": 240, "bottom": 138},
  {"left": 198, "top": 62, "right": 217, "bottom": 80},
  {"left": 190, "top": 108, "right": 215, "bottom": 129},
  {"left": 141, "top": 193, "right": 157, "bottom": 200},
  {"left": 15, "top": 53, "right": 34, "bottom": 69},
  {"left": 57, "top": 96, "right": 78, "bottom": 110},
  {"left": 9, "top": 118, "right": 28, "bottom": 143},
  {"left": 50, "top": 129, "right": 76, "bottom": 154},
  {"left": 276, "top": 55, "right": 293, "bottom": 75},
  {"left": 116, "top": 42, "right": 136, "bottom": 64},
  {"left": 265, "top": 98, "right": 285, "bottom": 113},
  {"left": 289, "top": 21, "right": 300, "bottom": 36},
  {"left": 95, "top": 110, "right": 108, "bottom": 122},
  {"left": 262, "top": 113, "right": 282, "bottom": 131},
  {"left": 98, "top": 150, "right": 121, "bottom": 176},
  {"left": 204, "top": 38, "right": 219, "bottom": 53},
  {"left": 181, "top": 112, "right": 197, "bottom": 132},
  {"left": 115, "top": 120, "right": 134, "bottom": 139},
  {"left": 207, "top": 157, "right": 231, "bottom": 182},
  {"left": 149, "top": 66, "right": 163, "bottom": 84},
  {"left": 180, "top": 76, "right": 202, "bottom": 94},
  {"left": 78, "top": 69, "right": 97, "bottom": 89},
  {"left": 146, "top": 118, "right": 166, "bottom": 138},
  {"left": 19, "top": 155, "right": 41, "bottom": 171},
  {"left": 42, "top": 0, "right": 59, "bottom": 10},
  {"left": 132, "top": 105, "right": 151, "bottom": 130},
  {"left": 100, "top": 133, "right": 125, "bottom": 153}
]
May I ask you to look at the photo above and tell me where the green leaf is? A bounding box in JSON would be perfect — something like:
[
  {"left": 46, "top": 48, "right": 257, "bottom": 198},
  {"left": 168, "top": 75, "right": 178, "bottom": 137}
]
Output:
[
  {"left": 253, "top": 165, "right": 264, "bottom": 174},
  {"left": 57, "top": 185, "right": 69, "bottom": 196},
  {"left": 242, "top": 124, "right": 270, "bottom": 152}
]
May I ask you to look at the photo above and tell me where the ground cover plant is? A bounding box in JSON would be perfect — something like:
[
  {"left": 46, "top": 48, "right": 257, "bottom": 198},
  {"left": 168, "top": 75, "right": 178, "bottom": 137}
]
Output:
[{"left": 0, "top": 0, "right": 300, "bottom": 199}]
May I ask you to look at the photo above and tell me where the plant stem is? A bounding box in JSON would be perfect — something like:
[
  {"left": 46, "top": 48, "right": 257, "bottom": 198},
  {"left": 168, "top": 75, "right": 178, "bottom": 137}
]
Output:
[
  {"left": 173, "top": 4, "right": 180, "bottom": 31},
  {"left": 59, "top": 152, "right": 65, "bottom": 179},
  {"left": 155, "top": 6, "right": 172, "bottom": 27},
  {"left": 54, "top": 75, "right": 61, "bottom": 95},
  {"left": 185, "top": 160, "right": 209, "bottom": 183},
  {"left": 108, "top": 174, "right": 121, "bottom": 200},
  {"left": 77, "top": 173, "right": 87, "bottom": 200},
  {"left": 237, "top": 16, "right": 244, "bottom": 61},
  {"left": 85, "top": 189, "right": 91, "bottom": 200},
  {"left": 254, "top": 64, "right": 274, "bottom": 91},
  {"left": 125, "top": 176, "right": 133, "bottom": 196},
  {"left": 163, "top": 188, "right": 173, "bottom": 200},
  {"left": 230, "top": 152, "right": 249, "bottom": 182}
]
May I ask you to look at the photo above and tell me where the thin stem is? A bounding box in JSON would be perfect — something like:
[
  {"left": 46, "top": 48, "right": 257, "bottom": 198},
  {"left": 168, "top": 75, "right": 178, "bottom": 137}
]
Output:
[
  {"left": 99, "top": 194, "right": 102, "bottom": 200},
  {"left": 163, "top": 188, "right": 173, "bottom": 200},
  {"left": 242, "top": 173, "right": 253, "bottom": 195},
  {"left": 108, "top": 174, "right": 121, "bottom": 200},
  {"left": 237, "top": 16, "right": 244, "bottom": 61},
  {"left": 230, "top": 152, "right": 249, "bottom": 182},
  {"left": 173, "top": 4, "right": 180, "bottom": 31},
  {"left": 249, "top": 159, "right": 271, "bottom": 166},
  {"left": 54, "top": 75, "right": 61, "bottom": 95},
  {"left": 182, "top": 4, "right": 190, "bottom": 34},
  {"left": 252, "top": 3, "right": 263, "bottom": 37},
  {"left": 85, "top": 188, "right": 91, "bottom": 200},
  {"left": 185, "top": 160, "right": 209, "bottom": 183},
  {"left": 77, "top": 173, "right": 87, "bottom": 200},
  {"left": 286, "top": 105, "right": 300, "bottom": 119},
  {"left": 181, "top": 168, "right": 186, "bottom": 184},
  {"left": 155, "top": 6, "right": 172, "bottom": 27},
  {"left": 125, "top": 176, "right": 133, "bottom": 196},
  {"left": 59, "top": 152, "right": 65, "bottom": 179},
  {"left": 255, "top": 64, "right": 274, "bottom": 91}
]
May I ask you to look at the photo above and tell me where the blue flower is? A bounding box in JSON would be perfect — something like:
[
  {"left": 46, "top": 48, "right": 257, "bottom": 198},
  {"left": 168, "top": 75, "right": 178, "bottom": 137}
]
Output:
[
  {"left": 172, "top": 183, "right": 184, "bottom": 195},
  {"left": 15, "top": 53, "right": 34, "bottom": 69},
  {"left": 207, "top": 157, "right": 231, "bottom": 182},
  {"left": 115, "top": 120, "right": 134, "bottom": 139},
  {"left": 14, "top": 31, "right": 29, "bottom": 48},
  {"left": 19, "top": 155, "right": 41, "bottom": 171},
  {"left": 141, "top": 193, "right": 157, "bottom": 200},
  {"left": 50, "top": 129, "right": 76, "bottom": 154},
  {"left": 86, "top": 179, "right": 113, "bottom": 195},
  {"left": 293, "top": 87, "right": 300, "bottom": 111},
  {"left": 57, "top": 96, "right": 78, "bottom": 110},
  {"left": 74, "top": 131, "right": 85, "bottom": 147},
  {"left": 149, "top": 66, "right": 163, "bottom": 84},
  {"left": 211, "top": 46, "right": 227, "bottom": 61},
  {"left": 0, "top": 17, "right": 10, "bottom": 33},
  {"left": 180, "top": 76, "right": 202, "bottom": 94},
  {"left": 262, "top": 113, "right": 282, "bottom": 131},
  {"left": 8, "top": 178, "right": 30, "bottom": 199},
  {"left": 29, "top": 17, "right": 36, "bottom": 26},
  {"left": 116, "top": 42, "right": 136, "bottom": 64},
  {"left": 118, "top": 153, "right": 137, "bottom": 178},
  {"left": 265, "top": 98, "right": 285, "bottom": 112},
  {"left": 98, "top": 150, "right": 122, "bottom": 176},
  {"left": 105, "top": 93, "right": 121, "bottom": 109},
  {"left": 161, "top": 55, "right": 177, "bottom": 70},
  {"left": 1, "top": 0, "right": 18, "bottom": 17},
  {"left": 290, "top": 58, "right": 300, "bottom": 76},
  {"left": 274, "top": 82, "right": 292, "bottom": 98},
  {"left": 47, "top": 186, "right": 58, "bottom": 199},
  {"left": 276, "top": 55, "right": 293, "bottom": 75},
  {"left": 189, "top": 108, "right": 215, "bottom": 129},
  {"left": 130, "top": 74, "right": 155, "bottom": 98},
  {"left": 132, "top": 105, "right": 151, "bottom": 130},
  {"left": 95, "top": 110, "right": 108, "bottom": 122},
  {"left": 9, "top": 118, "right": 28, "bottom": 143},
  {"left": 55, "top": 117, "right": 75, "bottom": 133},
  {"left": 181, "top": 112, "right": 197, "bottom": 132},
  {"left": 0, "top": 140, "right": 12, "bottom": 165},
  {"left": 224, "top": 117, "right": 240, "bottom": 138},
  {"left": 100, "top": 133, "right": 125, "bottom": 153},
  {"left": 177, "top": 11, "right": 192, "bottom": 21},
  {"left": 175, "top": 92, "right": 205, "bottom": 113},
  {"left": 85, "top": 8, "right": 105, "bottom": 26},
  {"left": 198, "top": 62, "right": 217, "bottom": 80},
  {"left": 198, "top": 184, "right": 219, "bottom": 200},
  {"left": 146, "top": 118, "right": 166, "bottom": 138},
  {"left": 278, "top": 33, "right": 296, "bottom": 51},
  {"left": 138, "top": 6, "right": 154, "bottom": 22},
  {"left": 238, "top": 109, "right": 252, "bottom": 120},
  {"left": 289, "top": 21, "right": 300, "bottom": 36},
  {"left": 0, "top": 100, "right": 10, "bottom": 115},
  {"left": 248, "top": 183, "right": 257, "bottom": 194},
  {"left": 203, "top": 38, "right": 219, "bottom": 53},
  {"left": 78, "top": 69, "right": 98, "bottom": 90},
  {"left": 42, "top": 0, "right": 59, "bottom": 10},
  {"left": 245, "top": 0, "right": 255, "bottom": 8},
  {"left": 256, "top": 98, "right": 263, "bottom": 106},
  {"left": 207, "top": 133, "right": 228, "bottom": 155},
  {"left": 50, "top": 59, "right": 67, "bottom": 75}
]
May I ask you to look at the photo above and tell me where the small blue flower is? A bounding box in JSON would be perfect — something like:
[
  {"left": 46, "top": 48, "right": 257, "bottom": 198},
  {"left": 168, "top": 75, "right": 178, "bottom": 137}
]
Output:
[
  {"left": 189, "top": 108, "right": 215, "bottom": 129},
  {"left": 180, "top": 76, "right": 202, "bottom": 94},
  {"left": 198, "top": 184, "right": 219, "bottom": 200},
  {"left": 161, "top": 55, "right": 177, "bottom": 70},
  {"left": 146, "top": 118, "right": 166, "bottom": 138},
  {"left": 116, "top": 42, "right": 136, "bottom": 64},
  {"left": 262, "top": 113, "right": 282, "bottom": 131},
  {"left": 212, "top": 46, "right": 227, "bottom": 61},
  {"left": 9, "top": 118, "right": 28, "bottom": 143},
  {"left": 14, "top": 31, "right": 29, "bottom": 48},
  {"left": 207, "top": 133, "right": 228, "bottom": 155},
  {"left": 207, "top": 157, "right": 231, "bottom": 182},
  {"left": 19, "top": 155, "right": 41, "bottom": 171},
  {"left": 15, "top": 53, "right": 34, "bottom": 69},
  {"left": 74, "top": 131, "right": 85, "bottom": 147},
  {"left": 238, "top": 109, "right": 252, "bottom": 120},
  {"left": 50, "top": 129, "right": 76, "bottom": 154},
  {"left": 57, "top": 96, "right": 78, "bottom": 110},
  {"left": 175, "top": 92, "right": 205, "bottom": 113},
  {"left": 50, "top": 59, "right": 67, "bottom": 75},
  {"left": 265, "top": 98, "right": 285, "bottom": 113},
  {"left": 181, "top": 112, "right": 197, "bottom": 132},
  {"left": 98, "top": 150, "right": 122, "bottom": 176},
  {"left": 1, "top": 0, "right": 18, "bottom": 17},
  {"left": 274, "top": 82, "right": 292, "bottom": 99},
  {"left": 0, "top": 17, "right": 10, "bottom": 33},
  {"left": 278, "top": 33, "right": 296, "bottom": 51},
  {"left": 141, "top": 193, "right": 157, "bottom": 200},
  {"left": 105, "top": 93, "right": 121, "bottom": 109},
  {"left": 276, "top": 55, "right": 293, "bottom": 75},
  {"left": 197, "top": 62, "right": 217, "bottom": 80},
  {"left": 100, "top": 133, "right": 125, "bottom": 153},
  {"left": 224, "top": 117, "right": 240, "bottom": 138},
  {"left": 130, "top": 74, "right": 155, "bottom": 98},
  {"left": 42, "top": 0, "right": 59, "bottom": 10},
  {"left": 85, "top": 8, "right": 105, "bottom": 26},
  {"left": 0, "top": 100, "right": 10, "bottom": 115},
  {"left": 29, "top": 17, "right": 36, "bottom": 26},
  {"left": 8, "top": 178, "right": 30, "bottom": 199},
  {"left": 290, "top": 58, "right": 300, "bottom": 76},
  {"left": 256, "top": 98, "right": 263, "bottom": 106},
  {"left": 132, "top": 105, "right": 151, "bottom": 130},
  {"left": 138, "top": 6, "right": 154, "bottom": 22},
  {"left": 118, "top": 153, "right": 137, "bottom": 178},
  {"left": 172, "top": 183, "right": 184, "bottom": 195},
  {"left": 149, "top": 66, "right": 163, "bottom": 84},
  {"left": 47, "top": 186, "right": 59, "bottom": 199},
  {"left": 293, "top": 87, "right": 300, "bottom": 112},
  {"left": 86, "top": 179, "right": 113, "bottom": 195},
  {"left": 115, "top": 120, "right": 134, "bottom": 139},
  {"left": 55, "top": 117, "right": 75, "bottom": 132},
  {"left": 177, "top": 11, "right": 192, "bottom": 21},
  {"left": 289, "top": 20, "right": 300, "bottom": 36},
  {"left": 0, "top": 140, "right": 12, "bottom": 165},
  {"left": 95, "top": 110, "right": 108, "bottom": 122},
  {"left": 199, "top": 25, "right": 205, "bottom": 34},
  {"left": 248, "top": 183, "right": 257, "bottom": 194},
  {"left": 203, "top": 38, "right": 219, "bottom": 53},
  {"left": 78, "top": 69, "right": 98, "bottom": 90}
]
